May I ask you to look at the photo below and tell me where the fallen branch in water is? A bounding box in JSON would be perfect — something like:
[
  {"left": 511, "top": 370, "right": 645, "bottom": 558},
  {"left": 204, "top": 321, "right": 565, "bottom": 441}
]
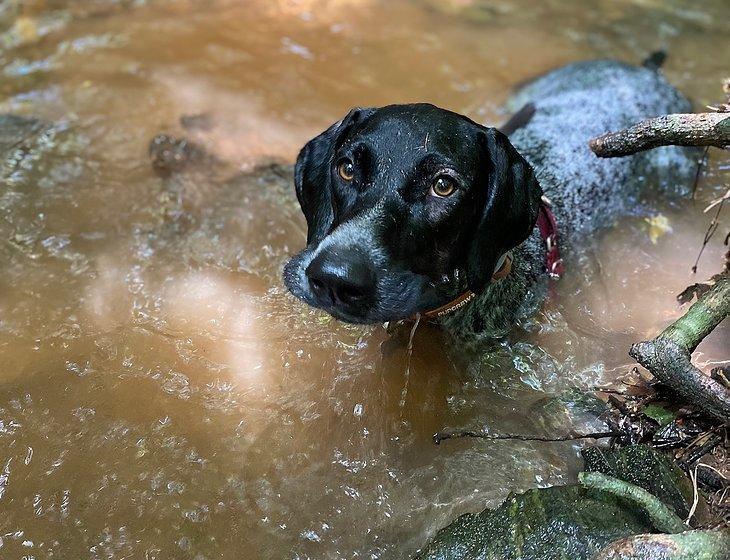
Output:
[
  {"left": 579, "top": 471, "right": 687, "bottom": 533},
  {"left": 589, "top": 112, "right": 730, "bottom": 157},
  {"left": 594, "top": 529, "right": 730, "bottom": 560},
  {"left": 432, "top": 429, "right": 622, "bottom": 445},
  {"left": 629, "top": 276, "right": 730, "bottom": 422}
]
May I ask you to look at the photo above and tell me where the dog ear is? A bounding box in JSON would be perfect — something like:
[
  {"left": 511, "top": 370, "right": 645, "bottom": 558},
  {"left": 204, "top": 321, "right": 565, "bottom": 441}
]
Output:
[
  {"left": 295, "top": 108, "right": 374, "bottom": 245},
  {"left": 466, "top": 127, "right": 542, "bottom": 292}
]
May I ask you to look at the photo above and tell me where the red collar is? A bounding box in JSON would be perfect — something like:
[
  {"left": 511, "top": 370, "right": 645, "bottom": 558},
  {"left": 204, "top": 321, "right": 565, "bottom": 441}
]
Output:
[
  {"left": 421, "top": 197, "right": 563, "bottom": 321},
  {"left": 536, "top": 196, "right": 564, "bottom": 277}
]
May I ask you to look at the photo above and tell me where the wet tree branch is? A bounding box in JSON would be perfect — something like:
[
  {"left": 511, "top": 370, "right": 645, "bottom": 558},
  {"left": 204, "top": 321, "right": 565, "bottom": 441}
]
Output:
[
  {"left": 593, "top": 530, "right": 730, "bottom": 560},
  {"left": 589, "top": 113, "right": 730, "bottom": 158},
  {"left": 579, "top": 471, "right": 687, "bottom": 533},
  {"left": 432, "top": 429, "right": 622, "bottom": 445},
  {"left": 629, "top": 276, "right": 730, "bottom": 422}
]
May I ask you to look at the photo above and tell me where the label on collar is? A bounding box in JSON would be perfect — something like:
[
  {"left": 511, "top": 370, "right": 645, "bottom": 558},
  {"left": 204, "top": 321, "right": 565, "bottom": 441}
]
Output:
[
  {"left": 421, "top": 252, "right": 513, "bottom": 321},
  {"left": 424, "top": 291, "right": 476, "bottom": 319}
]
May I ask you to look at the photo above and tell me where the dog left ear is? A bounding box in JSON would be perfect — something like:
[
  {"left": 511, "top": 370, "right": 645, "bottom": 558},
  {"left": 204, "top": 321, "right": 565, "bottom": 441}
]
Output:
[
  {"left": 466, "top": 127, "right": 542, "bottom": 292},
  {"left": 295, "top": 108, "right": 374, "bottom": 245}
]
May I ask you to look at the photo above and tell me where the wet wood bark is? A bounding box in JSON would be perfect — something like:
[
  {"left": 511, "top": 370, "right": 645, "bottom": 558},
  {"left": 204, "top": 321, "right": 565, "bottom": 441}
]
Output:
[
  {"left": 578, "top": 472, "right": 687, "bottom": 534},
  {"left": 589, "top": 113, "right": 730, "bottom": 157},
  {"left": 594, "top": 529, "right": 730, "bottom": 560},
  {"left": 629, "top": 277, "right": 730, "bottom": 422}
]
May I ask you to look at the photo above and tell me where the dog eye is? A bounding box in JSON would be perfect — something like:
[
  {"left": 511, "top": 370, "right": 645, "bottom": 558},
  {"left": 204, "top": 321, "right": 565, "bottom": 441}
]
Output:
[
  {"left": 430, "top": 176, "right": 456, "bottom": 198},
  {"left": 337, "top": 159, "right": 355, "bottom": 181}
]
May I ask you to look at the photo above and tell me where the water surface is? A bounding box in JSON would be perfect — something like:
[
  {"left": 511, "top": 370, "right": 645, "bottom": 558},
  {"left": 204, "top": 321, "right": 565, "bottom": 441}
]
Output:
[{"left": 0, "top": 1, "right": 728, "bottom": 558}]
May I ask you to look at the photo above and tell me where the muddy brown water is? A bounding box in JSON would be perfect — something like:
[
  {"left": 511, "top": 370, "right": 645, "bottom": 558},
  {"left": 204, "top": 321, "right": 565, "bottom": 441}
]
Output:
[{"left": 0, "top": 1, "right": 728, "bottom": 558}]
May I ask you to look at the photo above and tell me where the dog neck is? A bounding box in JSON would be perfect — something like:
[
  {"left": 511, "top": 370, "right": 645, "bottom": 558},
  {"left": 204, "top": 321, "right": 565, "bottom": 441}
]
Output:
[
  {"left": 423, "top": 198, "right": 562, "bottom": 330},
  {"left": 436, "top": 227, "right": 551, "bottom": 340},
  {"left": 421, "top": 253, "right": 513, "bottom": 321}
]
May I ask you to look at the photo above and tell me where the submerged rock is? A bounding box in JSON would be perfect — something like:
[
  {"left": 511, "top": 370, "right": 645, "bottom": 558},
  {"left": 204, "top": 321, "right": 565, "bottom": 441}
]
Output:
[
  {"left": 417, "top": 484, "right": 653, "bottom": 559},
  {"left": 0, "top": 114, "right": 44, "bottom": 154},
  {"left": 148, "top": 134, "right": 208, "bottom": 177},
  {"left": 416, "top": 445, "right": 700, "bottom": 560}
]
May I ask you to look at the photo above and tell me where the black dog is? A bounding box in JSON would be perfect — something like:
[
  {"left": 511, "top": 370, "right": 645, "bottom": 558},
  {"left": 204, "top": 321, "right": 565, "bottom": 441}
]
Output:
[{"left": 284, "top": 59, "right": 696, "bottom": 338}]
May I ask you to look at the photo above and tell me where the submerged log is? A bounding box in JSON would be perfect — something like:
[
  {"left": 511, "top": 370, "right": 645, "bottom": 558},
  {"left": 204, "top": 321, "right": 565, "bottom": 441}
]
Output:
[
  {"left": 629, "top": 277, "right": 730, "bottom": 422},
  {"left": 589, "top": 113, "right": 730, "bottom": 157}
]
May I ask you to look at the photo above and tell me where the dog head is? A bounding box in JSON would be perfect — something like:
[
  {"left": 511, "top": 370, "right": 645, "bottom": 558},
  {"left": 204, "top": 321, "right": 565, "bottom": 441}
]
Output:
[{"left": 283, "top": 104, "right": 541, "bottom": 324}]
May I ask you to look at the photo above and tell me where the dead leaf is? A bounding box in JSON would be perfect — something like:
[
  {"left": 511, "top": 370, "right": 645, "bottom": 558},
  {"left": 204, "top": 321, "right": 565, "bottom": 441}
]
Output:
[{"left": 644, "top": 214, "right": 672, "bottom": 244}]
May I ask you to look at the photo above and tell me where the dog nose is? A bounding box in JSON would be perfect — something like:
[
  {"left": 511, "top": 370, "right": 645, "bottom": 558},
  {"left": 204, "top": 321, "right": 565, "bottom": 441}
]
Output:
[{"left": 306, "top": 249, "right": 376, "bottom": 308}]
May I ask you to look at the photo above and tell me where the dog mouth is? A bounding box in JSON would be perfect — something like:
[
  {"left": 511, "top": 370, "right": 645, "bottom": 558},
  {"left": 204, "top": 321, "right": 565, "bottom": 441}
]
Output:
[{"left": 316, "top": 304, "right": 378, "bottom": 325}]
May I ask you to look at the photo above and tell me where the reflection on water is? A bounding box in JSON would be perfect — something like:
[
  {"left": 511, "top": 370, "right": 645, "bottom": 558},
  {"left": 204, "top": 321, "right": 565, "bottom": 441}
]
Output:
[{"left": 0, "top": 1, "right": 728, "bottom": 558}]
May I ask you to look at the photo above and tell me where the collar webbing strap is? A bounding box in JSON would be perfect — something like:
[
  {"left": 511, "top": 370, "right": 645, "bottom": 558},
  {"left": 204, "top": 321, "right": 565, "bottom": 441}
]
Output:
[{"left": 421, "top": 253, "right": 513, "bottom": 320}]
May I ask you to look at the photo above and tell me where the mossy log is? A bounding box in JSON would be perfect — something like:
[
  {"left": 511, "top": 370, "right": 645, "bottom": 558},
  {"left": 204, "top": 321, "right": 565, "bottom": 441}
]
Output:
[
  {"left": 578, "top": 472, "right": 687, "bottom": 534},
  {"left": 589, "top": 113, "right": 730, "bottom": 157},
  {"left": 629, "top": 277, "right": 730, "bottom": 422},
  {"left": 593, "top": 529, "right": 730, "bottom": 560},
  {"left": 580, "top": 446, "right": 699, "bottom": 522}
]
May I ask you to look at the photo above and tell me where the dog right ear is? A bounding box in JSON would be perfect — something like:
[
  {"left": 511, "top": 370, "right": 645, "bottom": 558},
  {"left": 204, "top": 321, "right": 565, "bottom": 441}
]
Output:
[
  {"left": 295, "top": 108, "right": 374, "bottom": 245},
  {"left": 466, "top": 127, "right": 542, "bottom": 292}
]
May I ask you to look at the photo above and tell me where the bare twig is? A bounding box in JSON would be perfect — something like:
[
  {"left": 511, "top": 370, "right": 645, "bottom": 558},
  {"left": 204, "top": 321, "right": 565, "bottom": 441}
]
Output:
[
  {"left": 432, "top": 429, "right": 622, "bottom": 445},
  {"left": 687, "top": 466, "right": 700, "bottom": 524},
  {"left": 589, "top": 113, "right": 730, "bottom": 158},
  {"left": 691, "top": 146, "right": 709, "bottom": 199},
  {"left": 676, "top": 427, "right": 725, "bottom": 469},
  {"left": 692, "top": 194, "right": 727, "bottom": 273},
  {"left": 704, "top": 188, "right": 730, "bottom": 213}
]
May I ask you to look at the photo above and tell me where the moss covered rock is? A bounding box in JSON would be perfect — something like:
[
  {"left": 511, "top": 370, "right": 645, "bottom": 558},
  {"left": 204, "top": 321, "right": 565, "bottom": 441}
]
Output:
[
  {"left": 416, "top": 445, "right": 699, "bottom": 560},
  {"left": 417, "top": 484, "right": 654, "bottom": 560}
]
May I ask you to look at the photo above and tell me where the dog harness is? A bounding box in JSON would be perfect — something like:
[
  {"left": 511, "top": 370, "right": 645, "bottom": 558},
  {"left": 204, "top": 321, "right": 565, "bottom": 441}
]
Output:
[{"left": 421, "top": 196, "right": 562, "bottom": 321}]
